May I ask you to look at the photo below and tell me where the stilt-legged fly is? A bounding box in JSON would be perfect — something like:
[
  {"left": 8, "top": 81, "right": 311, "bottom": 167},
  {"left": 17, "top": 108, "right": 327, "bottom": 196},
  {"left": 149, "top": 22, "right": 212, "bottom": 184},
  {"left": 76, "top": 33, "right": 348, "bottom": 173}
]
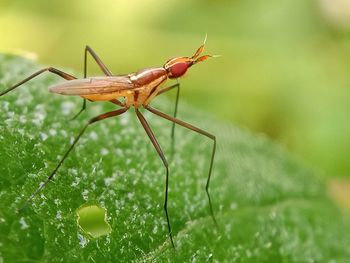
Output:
[{"left": 0, "top": 37, "right": 218, "bottom": 248}]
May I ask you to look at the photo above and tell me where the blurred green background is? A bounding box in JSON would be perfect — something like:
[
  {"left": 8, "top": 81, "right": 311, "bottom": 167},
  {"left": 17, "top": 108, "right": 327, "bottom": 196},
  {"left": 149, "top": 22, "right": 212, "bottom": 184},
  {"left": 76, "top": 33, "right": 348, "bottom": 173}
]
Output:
[{"left": 1, "top": 0, "right": 350, "bottom": 177}]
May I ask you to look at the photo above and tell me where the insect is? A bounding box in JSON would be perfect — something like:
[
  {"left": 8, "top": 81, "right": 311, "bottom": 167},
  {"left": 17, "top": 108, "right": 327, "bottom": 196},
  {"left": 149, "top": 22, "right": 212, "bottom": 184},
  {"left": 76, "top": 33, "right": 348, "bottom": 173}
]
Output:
[{"left": 0, "top": 37, "right": 217, "bottom": 248}]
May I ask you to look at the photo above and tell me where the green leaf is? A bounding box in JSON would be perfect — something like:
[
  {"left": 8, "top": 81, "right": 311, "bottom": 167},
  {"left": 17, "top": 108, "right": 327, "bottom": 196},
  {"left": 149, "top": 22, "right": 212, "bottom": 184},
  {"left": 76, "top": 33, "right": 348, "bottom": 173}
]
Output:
[{"left": 0, "top": 54, "right": 349, "bottom": 262}]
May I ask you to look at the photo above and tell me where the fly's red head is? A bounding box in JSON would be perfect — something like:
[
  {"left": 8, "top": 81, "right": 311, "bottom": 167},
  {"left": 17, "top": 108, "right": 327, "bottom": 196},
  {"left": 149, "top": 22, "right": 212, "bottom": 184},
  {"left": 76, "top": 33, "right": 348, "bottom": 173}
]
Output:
[{"left": 163, "top": 36, "right": 216, "bottom": 79}]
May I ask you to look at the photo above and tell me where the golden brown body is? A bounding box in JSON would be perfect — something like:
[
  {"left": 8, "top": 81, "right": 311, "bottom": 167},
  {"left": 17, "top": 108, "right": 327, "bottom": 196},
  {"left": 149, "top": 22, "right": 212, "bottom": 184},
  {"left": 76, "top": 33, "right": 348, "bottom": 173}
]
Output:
[{"left": 49, "top": 67, "right": 168, "bottom": 108}]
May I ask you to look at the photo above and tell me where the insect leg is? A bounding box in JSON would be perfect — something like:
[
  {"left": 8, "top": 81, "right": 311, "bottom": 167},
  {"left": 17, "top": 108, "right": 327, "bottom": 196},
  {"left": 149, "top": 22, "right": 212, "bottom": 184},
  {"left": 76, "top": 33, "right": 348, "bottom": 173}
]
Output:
[
  {"left": 156, "top": 83, "right": 181, "bottom": 154},
  {"left": 156, "top": 83, "right": 180, "bottom": 97},
  {"left": 110, "top": 99, "right": 125, "bottom": 108},
  {"left": 71, "top": 45, "right": 114, "bottom": 120},
  {"left": 19, "top": 107, "right": 128, "bottom": 211},
  {"left": 70, "top": 98, "right": 87, "bottom": 120},
  {"left": 144, "top": 105, "right": 218, "bottom": 227},
  {"left": 135, "top": 108, "right": 175, "bottom": 249},
  {"left": 84, "top": 45, "right": 113, "bottom": 76},
  {"left": 0, "top": 67, "right": 76, "bottom": 96}
]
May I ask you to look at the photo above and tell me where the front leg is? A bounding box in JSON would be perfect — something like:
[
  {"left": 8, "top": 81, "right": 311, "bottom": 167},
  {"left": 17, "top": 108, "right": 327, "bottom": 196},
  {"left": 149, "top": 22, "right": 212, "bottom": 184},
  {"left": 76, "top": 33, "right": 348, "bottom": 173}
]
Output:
[{"left": 156, "top": 83, "right": 181, "bottom": 154}]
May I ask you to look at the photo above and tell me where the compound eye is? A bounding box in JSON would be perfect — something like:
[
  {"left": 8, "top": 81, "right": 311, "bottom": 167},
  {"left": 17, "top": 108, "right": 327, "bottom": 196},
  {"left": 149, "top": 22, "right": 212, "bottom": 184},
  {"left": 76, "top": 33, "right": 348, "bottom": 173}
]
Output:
[{"left": 169, "top": 62, "right": 189, "bottom": 78}]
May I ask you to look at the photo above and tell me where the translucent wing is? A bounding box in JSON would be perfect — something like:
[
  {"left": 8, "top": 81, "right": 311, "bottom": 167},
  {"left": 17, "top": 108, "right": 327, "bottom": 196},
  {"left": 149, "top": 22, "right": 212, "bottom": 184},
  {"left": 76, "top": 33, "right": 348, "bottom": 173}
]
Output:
[{"left": 49, "top": 76, "right": 134, "bottom": 95}]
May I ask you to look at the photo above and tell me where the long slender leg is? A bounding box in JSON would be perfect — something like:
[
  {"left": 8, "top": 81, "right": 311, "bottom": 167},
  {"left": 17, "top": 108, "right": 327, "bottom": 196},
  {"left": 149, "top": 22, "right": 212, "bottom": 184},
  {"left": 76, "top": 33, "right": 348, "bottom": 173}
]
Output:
[
  {"left": 19, "top": 107, "right": 128, "bottom": 211},
  {"left": 72, "top": 45, "right": 114, "bottom": 120},
  {"left": 156, "top": 83, "right": 180, "bottom": 154},
  {"left": 145, "top": 105, "right": 218, "bottom": 227},
  {"left": 156, "top": 83, "right": 179, "bottom": 97},
  {"left": 110, "top": 99, "right": 125, "bottom": 108},
  {"left": 0, "top": 67, "right": 76, "bottom": 96},
  {"left": 84, "top": 45, "right": 113, "bottom": 76},
  {"left": 70, "top": 98, "right": 87, "bottom": 120},
  {"left": 135, "top": 108, "right": 175, "bottom": 249}
]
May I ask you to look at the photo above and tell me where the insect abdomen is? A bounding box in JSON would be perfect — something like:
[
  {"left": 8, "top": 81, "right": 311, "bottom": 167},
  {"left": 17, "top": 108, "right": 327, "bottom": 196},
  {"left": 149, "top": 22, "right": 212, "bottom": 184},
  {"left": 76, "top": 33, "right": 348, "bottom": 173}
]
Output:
[{"left": 49, "top": 76, "right": 136, "bottom": 102}]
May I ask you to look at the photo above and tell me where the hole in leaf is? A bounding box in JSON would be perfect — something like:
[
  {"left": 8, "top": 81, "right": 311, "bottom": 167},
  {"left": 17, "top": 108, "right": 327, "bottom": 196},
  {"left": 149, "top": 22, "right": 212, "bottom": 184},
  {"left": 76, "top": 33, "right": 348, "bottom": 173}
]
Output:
[{"left": 76, "top": 204, "right": 112, "bottom": 238}]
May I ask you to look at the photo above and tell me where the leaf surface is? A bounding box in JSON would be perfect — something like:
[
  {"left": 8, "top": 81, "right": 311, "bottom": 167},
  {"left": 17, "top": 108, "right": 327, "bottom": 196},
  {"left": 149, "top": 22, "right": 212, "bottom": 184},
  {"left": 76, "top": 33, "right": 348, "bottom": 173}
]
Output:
[{"left": 0, "top": 54, "right": 349, "bottom": 262}]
